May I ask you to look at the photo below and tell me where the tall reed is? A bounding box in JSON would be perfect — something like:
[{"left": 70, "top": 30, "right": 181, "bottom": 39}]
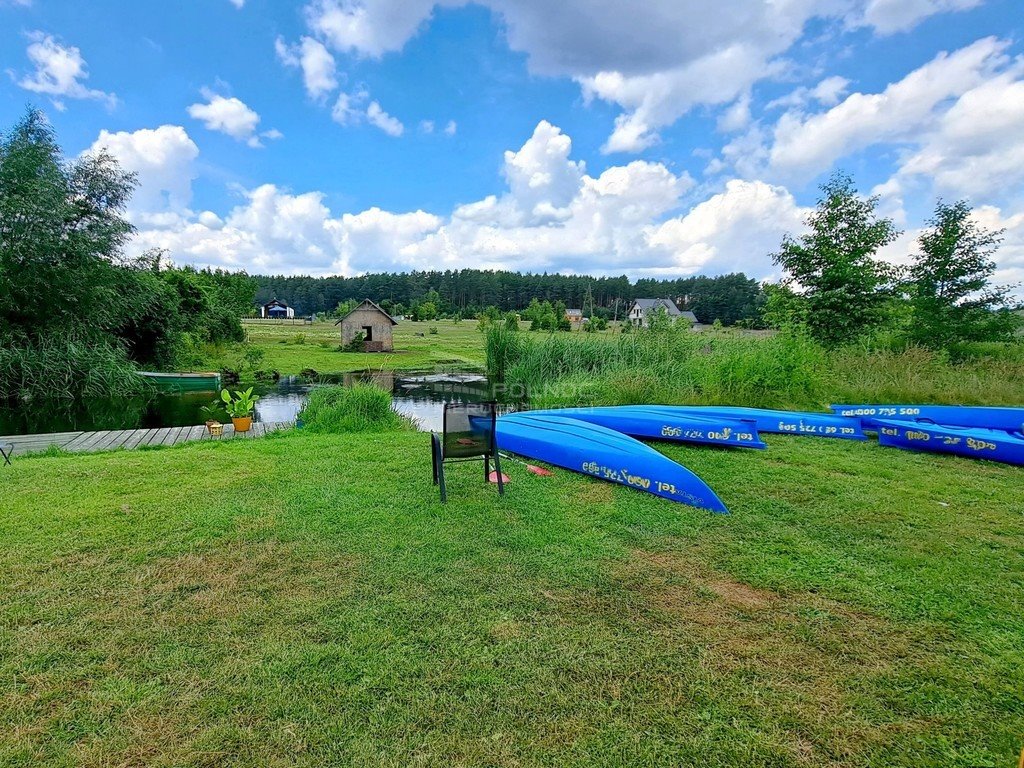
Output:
[
  {"left": 0, "top": 338, "right": 148, "bottom": 400},
  {"left": 486, "top": 326, "right": 1024, "bottom": 409}
]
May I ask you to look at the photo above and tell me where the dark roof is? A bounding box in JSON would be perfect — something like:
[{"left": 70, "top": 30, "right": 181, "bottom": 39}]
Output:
[
  {"left": 335, "top": 298, "right": 398, "bottom": 326},
  {"left": 263, "top": 298, "right": 289, "bottom": 308},
  {"left": 631, "top": 298, "right": 682, "bottom": 317}
]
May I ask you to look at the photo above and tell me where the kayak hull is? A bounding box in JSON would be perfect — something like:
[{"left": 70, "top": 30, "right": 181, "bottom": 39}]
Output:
[
  {"left": 615, "top": 405, "right": 867, "bottom": 440},
  {"left": 831, "top": 404, "right": 1024, "bottom": 432},
  {"left": 526, "top": 407, "right": 767, "bottom": 449},
  {"left": 874, "top": 419, "right": 1024, "bottom": 466},
  {"left": 496, "top": 413, "right": 728, "bottom": 513}
]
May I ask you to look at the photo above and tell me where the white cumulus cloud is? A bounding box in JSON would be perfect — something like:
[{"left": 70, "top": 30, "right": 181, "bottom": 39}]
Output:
[
  {"left": 767, "top": 37, "right": 1012, "bottom": 180},
  {"left": 365, "top": 100, "right": 404, "bottom": 136},
  {"left": 106, "top": 117, "right": 1023, "bottom": 288},
  {"left": 299, "top": 0, "right": 984, "bottom": 153},
  {"left": 14, "top": 31, "right": 116, "bottom": 110},
  {"left": 857, "top": 0, "right": 984, "bottom": 34},
  {"left": 275, "top": 36, "right": 338, "bottom": 100},
  {"left": 187, "top": 88, "right": 278, "bottom": 147},
  {"left": 85, "top": 125, "right": 199, "bottom": 213},
  {"left": 329, "top": 90, "right": 404, "bottom": 136},
  {"left": 649, "top": 180, "right": 807, "bottom": 277}
]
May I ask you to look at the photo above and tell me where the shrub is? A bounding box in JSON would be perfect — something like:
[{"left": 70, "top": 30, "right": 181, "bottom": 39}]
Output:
[
  {"left": 298, "top": 385, "right": 404, "bottom": 433},
  {"left": 343, "top": 331, "right": 366, "bottom": 352}
]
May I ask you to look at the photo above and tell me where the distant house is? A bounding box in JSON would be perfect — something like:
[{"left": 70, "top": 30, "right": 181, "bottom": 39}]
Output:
[
  {"left": 680, "top": 310, "right": 700, "bottom": 328},
  {"left": 628, "top": 298, "right": 682, "bottom": 327},
  {"left": 261, "top": 298, "right": 294, "bottom": 319},
  {"left": 336, "top": 299, "right": 397, "bottom": 352},
  {"left": 565, "top": 308, "right": 583, "bottom": 328}
]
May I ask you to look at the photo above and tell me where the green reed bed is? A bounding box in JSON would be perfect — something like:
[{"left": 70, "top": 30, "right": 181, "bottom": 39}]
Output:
[
  {"left": 486, "top": 325, "right": 1024, "bottom": 409},
  {"left": 0, "top": 337, "right": 149, "bottom": 401}
]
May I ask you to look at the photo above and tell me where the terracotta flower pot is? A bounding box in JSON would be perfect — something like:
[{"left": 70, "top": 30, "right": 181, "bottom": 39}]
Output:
[{"left": 232, "top": 416, "right": 252, "bottom": 433}]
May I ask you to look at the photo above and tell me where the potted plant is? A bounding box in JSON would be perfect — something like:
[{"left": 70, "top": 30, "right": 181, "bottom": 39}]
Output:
[
  {"left": 220, "top": 387, "right": 260, "bottom": 433},
  {"left": 200, "top": 400, "right": 227, "bottom": 435}
]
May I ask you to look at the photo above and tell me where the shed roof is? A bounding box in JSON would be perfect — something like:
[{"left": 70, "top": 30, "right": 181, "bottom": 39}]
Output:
[
  {"left": 680, "top": 310, "right": 699, "bottom": 323},
  {"left": 335, "top": 298, "right": 398, "bottom": 326},
  {"left": 263, "top": 298, "right": 289, "bottom": 308}
]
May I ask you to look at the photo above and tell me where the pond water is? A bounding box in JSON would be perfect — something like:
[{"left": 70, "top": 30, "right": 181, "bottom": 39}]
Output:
[{"left": 0, "top": 369, "right": 504, "bottom": 436}]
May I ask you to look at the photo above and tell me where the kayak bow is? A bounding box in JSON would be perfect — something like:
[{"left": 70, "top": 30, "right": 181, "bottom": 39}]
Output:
[
  {"left": 874, "top": 419, "right": 1024, "bottom": 466},
  {"left": 496, "top": 412, "right": 728, "bottom": 513},
  {"left": 831, "top": 404, "right": 1024, "bottom": 432},
  {"left": 526, "top": 406, "right": 766, "bottom": 449}
]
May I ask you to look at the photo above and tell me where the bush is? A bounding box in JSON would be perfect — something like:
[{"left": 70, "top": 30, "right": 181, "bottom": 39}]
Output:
[
  {"left": 298, "top": 385, "right": 404, "bottom": 433},
  {"left": 344, "top": 331, "right": 366, "bottom": 352}
]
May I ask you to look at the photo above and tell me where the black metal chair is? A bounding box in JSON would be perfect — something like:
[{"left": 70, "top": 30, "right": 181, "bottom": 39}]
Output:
[
  {"left": 1, "top": 443, "right": 12, "bottom": 467},
  {"left": 431, "top": 402, "right": 504, "bottom": 502}
]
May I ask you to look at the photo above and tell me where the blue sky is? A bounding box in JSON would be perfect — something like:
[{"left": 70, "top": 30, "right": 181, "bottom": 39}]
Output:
[{"left": 2, "top": 0, "right": 1023, "bottom": 284}]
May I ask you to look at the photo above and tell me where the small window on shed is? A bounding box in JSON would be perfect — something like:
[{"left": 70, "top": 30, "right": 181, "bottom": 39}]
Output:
[{"left": 363, "top": 325, "right": 373, "bottom": 341}]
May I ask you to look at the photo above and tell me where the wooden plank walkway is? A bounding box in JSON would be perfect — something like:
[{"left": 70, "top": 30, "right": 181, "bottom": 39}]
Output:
[{"left": 0, "top": 421, "right": 291, "bottom": 457}]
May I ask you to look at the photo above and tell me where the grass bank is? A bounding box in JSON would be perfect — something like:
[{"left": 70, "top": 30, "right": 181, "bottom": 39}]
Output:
[
  {"left": 486, "top": 325, "right": 1024, "bottom": 409},
  {"left": 1, "top": 426, "right": 1022, "bottom": 766},
  {"left": 199, "top": 319, "right": 488, "bottom": 376}
]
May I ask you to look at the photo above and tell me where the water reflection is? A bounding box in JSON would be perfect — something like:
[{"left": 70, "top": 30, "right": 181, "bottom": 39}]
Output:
[{"left": 0, "top": 369, "right": 503, "bottom": 436}]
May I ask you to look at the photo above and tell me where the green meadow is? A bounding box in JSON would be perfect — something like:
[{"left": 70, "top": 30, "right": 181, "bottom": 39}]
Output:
[
  {"left": 199, "top": 319, "right": 488, "bottom": 376},
  {"left": 1, "top": 422, "right": 1022, "bottom": 767}
]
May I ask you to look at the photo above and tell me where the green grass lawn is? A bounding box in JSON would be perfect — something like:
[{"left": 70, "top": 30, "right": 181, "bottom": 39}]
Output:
[
  {"left": 206, "top": 319, "right": 488, "bottom": 375},
  {"left": 1, "top": 430, "right": 1022, "bottom": 766}
]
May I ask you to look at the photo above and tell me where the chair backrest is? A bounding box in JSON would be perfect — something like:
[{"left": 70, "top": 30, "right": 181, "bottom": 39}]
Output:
[{"left": 442, "top": 401, "right": 497, "bottom": 459}]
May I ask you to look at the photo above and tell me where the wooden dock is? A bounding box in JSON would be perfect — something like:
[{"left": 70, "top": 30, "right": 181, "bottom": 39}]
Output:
[{"left": 0, "top": 421, "right": 292, "bottom": 457}]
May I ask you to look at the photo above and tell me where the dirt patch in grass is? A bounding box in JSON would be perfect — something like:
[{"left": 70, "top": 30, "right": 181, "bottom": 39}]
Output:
[
  {"left": 706, "top": 576, "right": 773, "bottom": 610},
  {"left": 2, "top": 540, "right": 359, "bottom": 767},
  {"left": 612, "top": 548, "right": 934, "bottom": 764},
  {"left": 143, "top": 541, "right": 345, "bottom": 616},
  {"left": 570, "top": 480, "right": 615, "bottom": 506}
]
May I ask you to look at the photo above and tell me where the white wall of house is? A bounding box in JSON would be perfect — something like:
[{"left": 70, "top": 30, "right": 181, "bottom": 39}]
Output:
[{"left": 261, "top": 303, "right": 295, "bottom": 319}]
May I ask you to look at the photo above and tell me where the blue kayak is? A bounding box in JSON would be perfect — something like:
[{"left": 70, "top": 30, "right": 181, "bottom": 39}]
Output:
[
  {"left": 496, "top": 412, "right": 728, "bottom": 513},
  {"left": 526, "top": 407, "right": 766, "bottom": 449},
  {"left": 616, "top": 405, "right": 867, "bottom": 440},
  {"left": 875, "top": 419, "right": 1024, "bottom": 466},
  {"left": 831, "top": 404, "right": 1024, "bottom": 432}
]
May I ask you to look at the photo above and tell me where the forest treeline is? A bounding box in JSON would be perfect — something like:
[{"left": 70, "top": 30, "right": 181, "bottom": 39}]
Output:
[{"left": 254, "top": 271, "right": 764, "bottom": 326}]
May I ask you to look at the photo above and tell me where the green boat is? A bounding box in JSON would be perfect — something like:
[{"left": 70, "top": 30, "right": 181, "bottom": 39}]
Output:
[{"left": 138, "top": 371, "right": 221, "bottom": 392}]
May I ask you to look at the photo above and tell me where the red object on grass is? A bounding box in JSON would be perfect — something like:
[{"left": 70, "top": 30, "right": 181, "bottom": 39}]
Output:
[
  {"left": 526, "top": 465, "right": 554, "bottom": 476},
  {"left": 488, "top": 471, "right": 511, "bottom": 484}
]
